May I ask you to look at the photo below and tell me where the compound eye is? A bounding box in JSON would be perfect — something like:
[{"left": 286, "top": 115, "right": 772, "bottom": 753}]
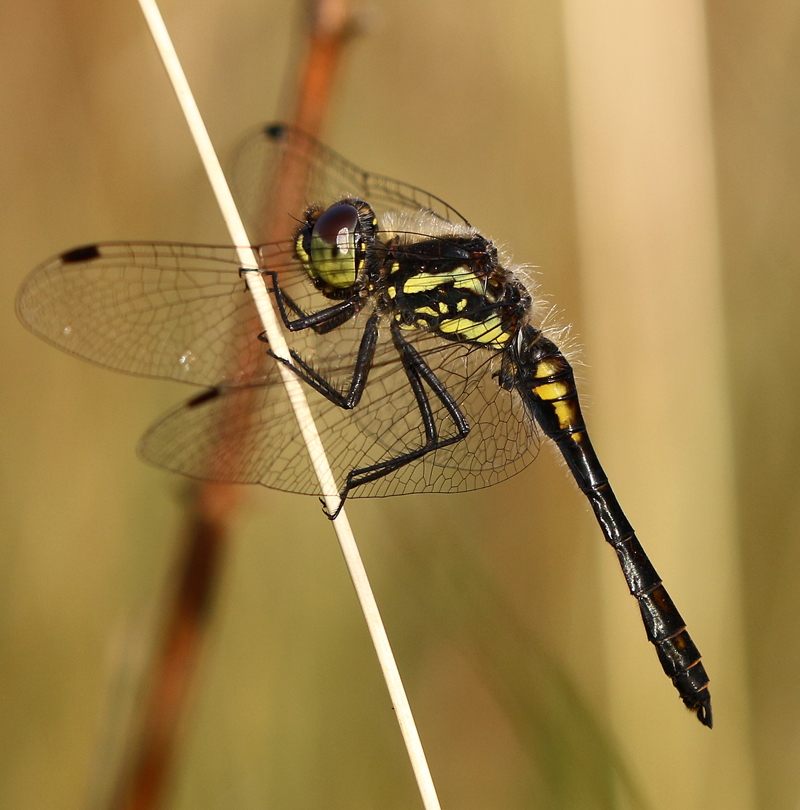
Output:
[
  {"left": 312, "top": 203, "right": 360, "bottom": 252},
  {"left": 307, "top": 203, "right": 362, "bottom": 288}
]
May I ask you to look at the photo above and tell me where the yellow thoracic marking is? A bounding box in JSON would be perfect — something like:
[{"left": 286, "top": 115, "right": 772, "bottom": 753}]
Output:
[
  {"left": 457, "top": 298, "right": 468, "bottom": 311},
  {"left": 402, "top": 265, "right": 481, "bottom": 295},
  {"left": 402, "top": 272, "right": 456, "bottom": 294},
  {"left": 452, "top": 272, "right": 485, "bottom": 296},
  {"left": 389, "top": 261, "right": 401, "bottom": 275},
  {"left": 415, "top": 306, "right": 438, "bottom": 317},
  {"left": 570, "top": 430, "right": 585, "bottom": 444},
  {"left": 438, "top": 301, "right": 449, "bottom": 313},
  {"left": 438, "top": 315, "right": 510, "bottom": 347},
  {"left": 388, "top": 286, "right": 397, "bottom": 298}
]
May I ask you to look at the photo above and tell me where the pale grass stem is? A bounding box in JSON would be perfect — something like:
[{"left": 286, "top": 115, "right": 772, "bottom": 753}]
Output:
[{"left": 135, "top": 1, "right": 442, "bottom": 807}]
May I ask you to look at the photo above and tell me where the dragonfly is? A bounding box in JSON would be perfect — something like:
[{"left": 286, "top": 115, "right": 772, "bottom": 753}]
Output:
[{"left": 16, "top": 123, "right": 712, "bottom": 727}]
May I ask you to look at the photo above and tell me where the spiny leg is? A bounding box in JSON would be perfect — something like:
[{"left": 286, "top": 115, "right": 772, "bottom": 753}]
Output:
[
  {"left": 325, "top": 323, "right": 471, "bottom": 518},
  {"left": 267, "top": 312, "right": 379, "bottom": 409},
  {"left": 513, "top": 325, "right": 712, "bottom": 727},
  {"left": 261, "top": 269, "right": 358, "bottom": 333}
]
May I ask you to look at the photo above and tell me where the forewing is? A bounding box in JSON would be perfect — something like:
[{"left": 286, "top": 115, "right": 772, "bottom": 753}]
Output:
[
  {"left": 231, "top": 122, "right": 471, "bottom": 244},
  {"left": 16, "top": 241, "right": 297, "bottom": 386}
]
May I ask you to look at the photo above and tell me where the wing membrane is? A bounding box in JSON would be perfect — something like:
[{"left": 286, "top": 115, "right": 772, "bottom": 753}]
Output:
[
  {"left": 141, "top": 316, "right": 539, "bottom": 498},
  {"left": 231, "top": 123, "right": 471, "bottom": 244},
  {"left": 19, "top": 126, "right": 538, "bottom": 498},
  {"left": 16, "top": 241, "right": 298, "bottom": 386}
]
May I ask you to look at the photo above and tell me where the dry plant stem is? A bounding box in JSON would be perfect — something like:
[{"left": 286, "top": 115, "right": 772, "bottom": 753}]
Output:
[
  {"left": 261, "top": 0, "right": 356, "bottom": 244},
  {"left": 292, "top": 0, "right": 355, "bottom": 137},
  {"left": 110, "top": 2, "right": 443, "bottom": 810},
  {"left": 110, "top": 510, "right": 225, "bottom": 810},
  {"left": 245, "top": 279, "right": 443, "bottom": 810}
]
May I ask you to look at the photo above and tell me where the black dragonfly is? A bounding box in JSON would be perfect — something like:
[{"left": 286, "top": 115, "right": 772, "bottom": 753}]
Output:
[{"left": 16, "top": 123, "right": 712, "bottom": 727}]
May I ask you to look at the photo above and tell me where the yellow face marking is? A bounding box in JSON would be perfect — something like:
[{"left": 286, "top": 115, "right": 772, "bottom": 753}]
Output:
[
  {"left": 438, "top": 315, "right": 511, "bottom": 347},
  {"left": 295, "top": 235, "right": 312, "bottom": 271}
]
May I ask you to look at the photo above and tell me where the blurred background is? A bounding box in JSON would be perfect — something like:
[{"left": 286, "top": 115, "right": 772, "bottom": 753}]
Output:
[{"left": 0, "top": 0, "right": 797, "bottom": 808}]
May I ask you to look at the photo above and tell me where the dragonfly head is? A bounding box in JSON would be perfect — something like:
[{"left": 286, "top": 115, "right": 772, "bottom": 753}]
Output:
[{"left": 295, "top": 199, "right": 376, "bottom": 293}]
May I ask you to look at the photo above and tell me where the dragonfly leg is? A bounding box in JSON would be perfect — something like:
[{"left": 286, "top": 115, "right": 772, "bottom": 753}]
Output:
[
  {"left": 267, "top": 312, "right": 379, "bottom": 410},
  {"left": 261, "top": 269, "right": 357, "bottom": 333},
  {"left": 324, "top": 323, "right": 471, "bottom": 519},
  {"left": 514, "top": 325, "right": 712, "bottom": 727}
]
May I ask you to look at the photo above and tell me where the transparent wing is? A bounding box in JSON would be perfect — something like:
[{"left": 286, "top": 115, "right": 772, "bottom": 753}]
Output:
[
  {"left": 140, "top": 312, "right": 540, "bottom": 498},
  {"left": 15, "top": 241, "right": 302, "bottom": 386},
  {"left": 18, "top": 118, "right": 533, "bottom": 497},
  {"left": 231, "top": 122, "right": 471, "bottom": 243},
  {"left": 17, "top": 124, "right": 472, "bottom": 388}
]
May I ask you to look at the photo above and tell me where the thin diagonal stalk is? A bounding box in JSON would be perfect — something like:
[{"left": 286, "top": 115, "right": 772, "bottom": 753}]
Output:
[
  {"left": 106, "top": 2, "right": 443, "bottom": 809},
  {"left": 105, "top": 3, "right": 357, "bottom": 809}
]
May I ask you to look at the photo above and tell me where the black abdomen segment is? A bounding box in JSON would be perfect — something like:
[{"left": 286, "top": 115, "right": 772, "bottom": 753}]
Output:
[{"left": 512, "top": 327, "right": 712, "bottom": 727}]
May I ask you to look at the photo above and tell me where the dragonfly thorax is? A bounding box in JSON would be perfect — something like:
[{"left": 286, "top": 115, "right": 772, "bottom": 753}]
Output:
[{"left": 379, "top": 233, "right": 532, "bottom": 351}]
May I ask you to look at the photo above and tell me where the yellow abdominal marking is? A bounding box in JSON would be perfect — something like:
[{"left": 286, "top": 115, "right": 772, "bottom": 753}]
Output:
[
  {"left": 534, "top": 359, "right": 562, "bottom": 378},
  {"left": 438, "top": 315, "right": 510, "bottom": 346},
  {"left": 533, "top": 359, "right": 578, "bottom": 429},
  {"left": 535, "top": 380, "right": 569, "bottom": 400},
  {"left": 554, "top": 400, "right": 578, "bottom": 429}
]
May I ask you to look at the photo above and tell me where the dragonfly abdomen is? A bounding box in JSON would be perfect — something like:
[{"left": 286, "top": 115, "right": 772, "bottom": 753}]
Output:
[{"left": 512, "top": 326, "right": 712, "bottom": 727}]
